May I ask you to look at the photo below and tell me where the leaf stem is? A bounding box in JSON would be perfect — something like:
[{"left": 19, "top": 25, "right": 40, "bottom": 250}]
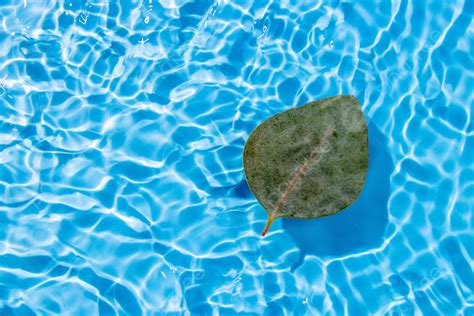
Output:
[{"left": 261, "top": 216, "right": 275, "bottom": 236}]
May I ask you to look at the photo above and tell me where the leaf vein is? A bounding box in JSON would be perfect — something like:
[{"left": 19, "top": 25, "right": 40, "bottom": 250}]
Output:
[{"left": 270, "top": 127, "right": 334, "bottom": 218}]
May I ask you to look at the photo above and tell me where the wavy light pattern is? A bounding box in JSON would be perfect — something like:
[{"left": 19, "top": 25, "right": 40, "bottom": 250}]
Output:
[{"left": 0, "top": 0, "right": 472, "bottom": 314}]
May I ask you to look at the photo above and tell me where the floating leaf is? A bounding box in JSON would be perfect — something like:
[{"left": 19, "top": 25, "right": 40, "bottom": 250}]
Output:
[{"left": 243, "top": 95, "right": 368, "bottom": 236}]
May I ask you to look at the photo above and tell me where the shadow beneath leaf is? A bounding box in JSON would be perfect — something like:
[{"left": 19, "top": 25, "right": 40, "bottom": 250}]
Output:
[{"left": 282, "top": 121, "right": 392, "bottom": 257}]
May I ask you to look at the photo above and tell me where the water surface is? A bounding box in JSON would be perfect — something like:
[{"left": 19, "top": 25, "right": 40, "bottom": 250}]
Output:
[{"left": 0, "top": 0, "right": 472, "bottom": 314}]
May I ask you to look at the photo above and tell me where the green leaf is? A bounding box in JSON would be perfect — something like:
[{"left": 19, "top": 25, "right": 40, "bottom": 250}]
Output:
[{"left": 243, "top": 95, "right": 368, "bottom": 236}]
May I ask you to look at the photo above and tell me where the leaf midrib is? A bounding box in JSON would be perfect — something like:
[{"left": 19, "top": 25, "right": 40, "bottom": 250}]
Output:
[{"left": 270, "top": 127, "right": 334, "bottom": 219}]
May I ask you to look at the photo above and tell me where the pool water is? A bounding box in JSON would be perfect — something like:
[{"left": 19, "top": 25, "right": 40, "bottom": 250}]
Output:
[{"left": 0, "top": 0, "right": 472, "bottom": 315}]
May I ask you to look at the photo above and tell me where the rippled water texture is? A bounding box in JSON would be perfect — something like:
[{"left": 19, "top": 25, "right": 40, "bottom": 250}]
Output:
[{"left": 0, "top": 0, "right": 473, "bottom": 314}]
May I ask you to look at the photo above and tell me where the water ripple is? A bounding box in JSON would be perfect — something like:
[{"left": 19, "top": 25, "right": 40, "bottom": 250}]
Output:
[{"left": 0, "top": 0, "right": 472, "bottom": 314}]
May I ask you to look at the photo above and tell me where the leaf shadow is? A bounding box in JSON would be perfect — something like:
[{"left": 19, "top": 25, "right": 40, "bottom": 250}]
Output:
[{"left": 282, "top": 120, "right": 393, "bottom": 257}]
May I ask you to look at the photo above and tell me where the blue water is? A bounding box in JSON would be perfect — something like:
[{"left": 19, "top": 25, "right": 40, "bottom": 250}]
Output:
[{"left": 0, "top": 0, "right": 472, "bottom": 314}]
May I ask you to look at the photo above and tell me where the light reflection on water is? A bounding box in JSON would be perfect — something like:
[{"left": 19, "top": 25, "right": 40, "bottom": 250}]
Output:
[{"left": 0, "top": 0, "right": 472, "bottom": 314}]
